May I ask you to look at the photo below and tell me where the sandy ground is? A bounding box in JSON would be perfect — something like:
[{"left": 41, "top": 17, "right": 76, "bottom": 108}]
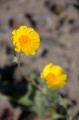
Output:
[{"left": 0, "top": 0, "right": 79, "bottom": 119}]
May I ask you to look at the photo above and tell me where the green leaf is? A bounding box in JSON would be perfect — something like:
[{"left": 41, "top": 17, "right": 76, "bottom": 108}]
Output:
[
  {"left": 47, "top": 88, "right": 59, "bottom": 103},
  {"left": 18, "top": 84, "right": 34, "bottom": 106},
  {"left": 32, "top": 91, "right": 47, "bottom": 119},
  {"left": 18, "top": 94, "right": 32, "bottom": 106}
]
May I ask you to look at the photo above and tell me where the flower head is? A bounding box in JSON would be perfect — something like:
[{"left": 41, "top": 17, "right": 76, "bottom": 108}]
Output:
[
  {"left": 11, "top": 26, "right": 40, "bottom": 56},
  {"left": 40, "top": 63, "right": 67, "bottom": 88}
]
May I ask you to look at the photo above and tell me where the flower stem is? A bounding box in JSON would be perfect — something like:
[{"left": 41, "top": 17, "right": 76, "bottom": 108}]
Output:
[
  {"left": 18, "top": 54, "right": 55, "bottom": 105},
  {"left": 17, "top": 54, "right": 72, "bottom": 120}
]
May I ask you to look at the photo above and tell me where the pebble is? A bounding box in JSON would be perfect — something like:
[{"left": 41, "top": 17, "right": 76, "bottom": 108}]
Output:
[
  {"left": 40, "top": 49, "right": 48, "bottom": 58},
  {"left": 8, "top": 18, "right": 14, "bottom": 28},
  {"left": 58, "top": 88, "right": 68, "bottom": 98}
]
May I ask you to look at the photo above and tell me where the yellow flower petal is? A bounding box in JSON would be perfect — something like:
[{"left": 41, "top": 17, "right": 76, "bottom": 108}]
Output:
[
  {"left": 51, "top": 65, "right": 64, "bottom": 77},
  {"left": 40, "top": 63, "right": 53, "bottom": 80},
  {"left": 11, "top": 26, "right": 40, "bottom": 56},
  {"left": 40, "top": 63, "right": 67, "bottom": 89}
]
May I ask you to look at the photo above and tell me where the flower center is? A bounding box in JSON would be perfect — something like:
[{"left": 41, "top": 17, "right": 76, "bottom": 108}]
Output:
[
  {"left": 19, "top": 35, "right": 29, "bottom": 47},
  {"left": 46, "top": 73, "right": 57, "bottom": 83}
]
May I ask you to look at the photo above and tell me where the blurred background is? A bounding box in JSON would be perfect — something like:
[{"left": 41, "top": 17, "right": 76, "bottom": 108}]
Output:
[{"left": 0, "top": 0, "right": 79, "bottom": 119}]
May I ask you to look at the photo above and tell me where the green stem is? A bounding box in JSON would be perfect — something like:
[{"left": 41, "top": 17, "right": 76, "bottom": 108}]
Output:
[
  {"left": 17, "top": 54, "right": 73, "bottom": 119},
  {"left": 18, "top": 54, "right": 52, "bottom": 102}
]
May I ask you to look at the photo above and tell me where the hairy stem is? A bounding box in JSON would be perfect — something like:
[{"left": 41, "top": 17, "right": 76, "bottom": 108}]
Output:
[{"left": 18, "top": 54, "right": 53, "bottom": 104}]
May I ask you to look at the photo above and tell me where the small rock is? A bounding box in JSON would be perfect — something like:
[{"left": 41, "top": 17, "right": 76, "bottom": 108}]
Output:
[
  {"left": 45, "top": 1, "right": 65, "bottom": 15},
  {"left": 68, "top": 19, "right": 75, "bottom": 25},
  {"left": 40, "top": 49, "right": 48, "bottom": 58},
  {"left": 58, "top": 88, "right": 68, "bottom": 98},
  {"left": 56, "top": 17, "right": 66, "bottom": 30},
  {"left": 6, "top": 46, "right": 13, "bottom": 55},
  {"left": 8, "top": 18, "right": 14, "bottom": 28},
  {"left": 73, "top": 3, "right": 79, "bottom": 12},
  {"left": 71, "top": 99, "right": 77, "bottom": 106},
  {"left": 25, "top": 13, "right": 36, "bottom": 28}
]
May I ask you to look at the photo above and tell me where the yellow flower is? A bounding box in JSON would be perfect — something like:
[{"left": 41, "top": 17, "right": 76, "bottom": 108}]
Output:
[
  {"left": 11, "top": 26, "right": 40, "bottom": 56},
  {"left": 40, "top": 63, "right": 67, "bottom": 88}
]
